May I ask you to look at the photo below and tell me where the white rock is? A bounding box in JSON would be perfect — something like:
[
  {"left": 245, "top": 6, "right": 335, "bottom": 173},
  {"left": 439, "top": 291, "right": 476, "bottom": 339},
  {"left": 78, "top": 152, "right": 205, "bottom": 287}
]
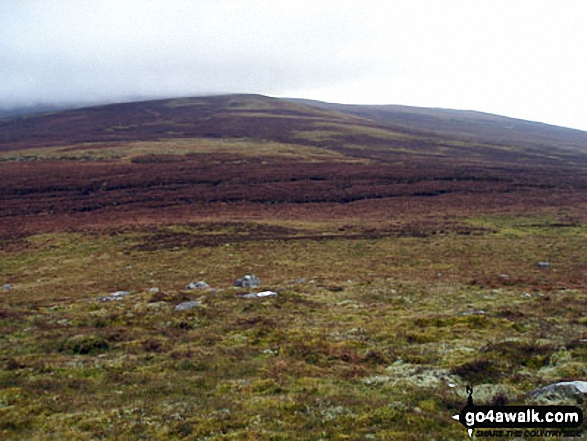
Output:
[
  {"left": 257, "top": 291, "right": 277, "bottom": 297},
  {"left": 99, "top": 291, "right": 130, "bottom": 301},
  {"left": 111, "top": 291, "right": 130, "bottom": 297},
  {"left": 242, "top": 291, "right": 277, "bottom": 299},
  {"left": 553, "top": 381, "right": 587, "bottom": 393}
]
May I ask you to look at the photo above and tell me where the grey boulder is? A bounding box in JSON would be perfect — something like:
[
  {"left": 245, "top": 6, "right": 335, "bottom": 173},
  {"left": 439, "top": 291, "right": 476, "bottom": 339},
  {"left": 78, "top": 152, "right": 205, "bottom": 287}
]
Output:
[
  {"left": 234, "top": 275, "right": 261, "bottom": 288},
  {"left": 185, "top": 281, "right": 210, "bottom": 290},
  {"left": 528, "top": 381, "right": 587, "bottom": 405},
  {"left": 175, "top": 301, "right": 203, "bottom": 311}
]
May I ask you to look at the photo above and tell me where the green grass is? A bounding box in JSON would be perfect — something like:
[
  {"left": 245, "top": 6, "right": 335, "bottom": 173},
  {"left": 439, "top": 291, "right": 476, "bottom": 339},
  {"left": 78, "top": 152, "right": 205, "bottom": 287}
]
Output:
[
  {"left": 294, "top": 122, "right": 411, "bottom": 143},
  {"left": 0, "top": 138, "right": 359, "bottom": 163},
  {"left": 1, "top": 218, "right": 586, "bottom": 439}
]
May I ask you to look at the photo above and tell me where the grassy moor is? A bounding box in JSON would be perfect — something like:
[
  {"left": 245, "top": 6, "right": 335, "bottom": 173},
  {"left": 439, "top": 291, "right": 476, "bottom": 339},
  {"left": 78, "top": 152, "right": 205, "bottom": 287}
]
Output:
[{"left": 1, "top": 95, "right": 587, "bottom": 440}]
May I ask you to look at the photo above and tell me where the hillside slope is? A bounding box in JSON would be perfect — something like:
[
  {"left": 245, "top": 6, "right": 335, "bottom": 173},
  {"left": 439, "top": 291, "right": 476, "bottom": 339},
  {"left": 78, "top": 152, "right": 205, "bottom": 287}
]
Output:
[
  {"left": 1, "top": 94, "right": 587, "bottom": 237},
  {"left": 1, "top": 94, "right": 587, "bottom": 165},
  {"left": 288, "top": 98, "right": 587, "bottom": 157}
]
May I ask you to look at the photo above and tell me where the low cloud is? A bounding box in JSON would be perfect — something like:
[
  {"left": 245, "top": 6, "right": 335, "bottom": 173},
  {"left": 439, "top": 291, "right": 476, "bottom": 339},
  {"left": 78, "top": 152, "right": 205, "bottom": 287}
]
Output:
[{"left": 1, "top": 0, "right": 586, "bottom": 130}]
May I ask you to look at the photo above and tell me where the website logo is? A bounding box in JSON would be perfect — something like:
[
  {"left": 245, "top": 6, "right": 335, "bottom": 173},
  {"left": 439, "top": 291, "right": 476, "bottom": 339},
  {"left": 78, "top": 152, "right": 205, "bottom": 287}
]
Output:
[{"left": 453, "top": 386, "right": 583, "bottom": 438}]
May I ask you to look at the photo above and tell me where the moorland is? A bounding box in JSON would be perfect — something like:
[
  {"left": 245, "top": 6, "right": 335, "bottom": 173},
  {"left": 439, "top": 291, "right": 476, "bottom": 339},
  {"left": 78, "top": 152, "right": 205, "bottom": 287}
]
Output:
[{"left": 1, "top": 94, "right": 586, "bottom": 440}]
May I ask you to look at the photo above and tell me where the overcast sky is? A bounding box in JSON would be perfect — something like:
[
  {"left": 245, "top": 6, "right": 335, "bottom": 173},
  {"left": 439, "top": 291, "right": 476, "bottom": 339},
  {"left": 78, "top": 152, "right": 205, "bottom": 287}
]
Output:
[{"left": 1, "top": 0, "right": 586, "bottom": 130}]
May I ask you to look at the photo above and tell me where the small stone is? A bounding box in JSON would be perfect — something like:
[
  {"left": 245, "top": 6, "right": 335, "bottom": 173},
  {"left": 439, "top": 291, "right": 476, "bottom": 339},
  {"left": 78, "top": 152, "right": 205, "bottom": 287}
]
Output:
[
  {"left": 99, "top": 291, "right": 130, "bottom": 301},
  {"left": 257, "top": 291, "right": 277, "bottom": 297},
  {"left": 234, "top": 275, "right": 261, "bottom": 288},
  {"left": 185, "top": 281, "right": 210, "bottom": 290},
  {"left": 111, "top": 291, "right": 130, "bottom": 297},
  {"left": 460, "top": 309, "right": 487, "bottom": 316},
  {"left": 175, "top": 301, "right": 203, "bottom": 311},
  {"left": 242, "top": 291, "right": 277, "bottom": 299}
]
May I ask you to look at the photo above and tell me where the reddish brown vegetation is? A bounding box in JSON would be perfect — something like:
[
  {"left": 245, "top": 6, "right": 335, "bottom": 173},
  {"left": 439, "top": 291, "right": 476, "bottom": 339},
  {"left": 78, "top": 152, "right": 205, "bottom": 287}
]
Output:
[
  {"left": 1, "top": 94, "right": 587, "bottom": 238},
  {"left": 2, "top": 153, "right": 587, "bottom": 238}
]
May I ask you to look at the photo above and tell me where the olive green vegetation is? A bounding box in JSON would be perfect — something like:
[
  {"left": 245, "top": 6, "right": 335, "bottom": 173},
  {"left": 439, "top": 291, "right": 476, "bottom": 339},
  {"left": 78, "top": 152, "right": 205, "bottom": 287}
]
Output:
[
  {"left": 0, "top": 138, "right": 358, "bottom": 163},
  {"left": 1, "top": 217, "right": 586, "bottom": 440}
]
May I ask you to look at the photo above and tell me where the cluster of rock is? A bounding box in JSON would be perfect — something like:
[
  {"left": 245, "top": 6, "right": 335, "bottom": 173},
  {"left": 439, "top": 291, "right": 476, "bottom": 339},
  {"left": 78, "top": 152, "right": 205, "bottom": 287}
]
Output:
[
  {"left": 95, "top": 274, "right": 276, "bottom": 310},
  {"left": 232, "top": 275, "right": 278, "bottom": 298},
  {"left": 234, "top": 274, "right": 261, "bottom": 288}
]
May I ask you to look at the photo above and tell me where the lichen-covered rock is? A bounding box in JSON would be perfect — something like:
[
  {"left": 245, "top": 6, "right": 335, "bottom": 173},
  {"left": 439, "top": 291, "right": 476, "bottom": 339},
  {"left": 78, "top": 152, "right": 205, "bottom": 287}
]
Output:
[
  {"left": 528, "top": 381, "right": 587, "bottom": 405},
  {"left": 175, "top": 301, "right": 203, "bottom": 311},
  {"left": 185, "top": 281, "right": 210, "bottom": 290},
  {"left": 234, "top": 275, "right": 261, "bottom": 288}
]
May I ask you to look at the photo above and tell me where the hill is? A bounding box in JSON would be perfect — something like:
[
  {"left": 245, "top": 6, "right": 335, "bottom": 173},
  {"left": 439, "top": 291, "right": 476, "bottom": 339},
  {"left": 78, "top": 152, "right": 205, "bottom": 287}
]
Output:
[
  {"left": 1, "top": 94, "right": 587, "bottom": 439},
  {"left": 289, "top": 98, "right": 587, "bottom": 159},
  {"left": 1, "top": 94, "right": 587, "bottom": 237},
  {"left": 2, "top": 94, "right": 587, "bottom": 165}
]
